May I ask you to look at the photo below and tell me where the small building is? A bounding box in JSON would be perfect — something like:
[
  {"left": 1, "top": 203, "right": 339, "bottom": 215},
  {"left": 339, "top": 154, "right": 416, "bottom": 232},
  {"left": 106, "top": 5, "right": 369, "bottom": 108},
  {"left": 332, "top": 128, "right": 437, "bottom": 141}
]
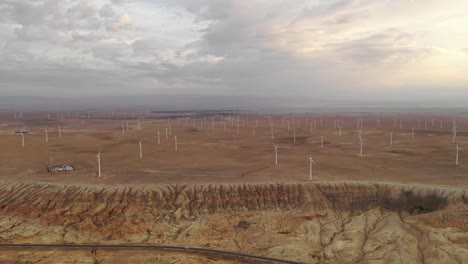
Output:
[{"left": 47, "top": 165, "right": 75, "bottom": 173}]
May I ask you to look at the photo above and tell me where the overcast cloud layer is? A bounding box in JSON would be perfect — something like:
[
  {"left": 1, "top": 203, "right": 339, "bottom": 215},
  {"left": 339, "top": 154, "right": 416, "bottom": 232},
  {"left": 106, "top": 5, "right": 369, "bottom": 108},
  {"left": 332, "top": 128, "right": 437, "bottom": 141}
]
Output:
[{"left": 1, "top": 0, "right": 468, "bottom": 100}]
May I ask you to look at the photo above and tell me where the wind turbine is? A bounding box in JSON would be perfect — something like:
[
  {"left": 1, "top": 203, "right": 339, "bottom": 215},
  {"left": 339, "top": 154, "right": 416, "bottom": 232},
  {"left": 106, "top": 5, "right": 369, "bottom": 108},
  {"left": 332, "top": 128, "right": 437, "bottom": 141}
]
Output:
[
  {"left": 456, "top": 145, "right": 463, "bottom": 166},
  {"left": 97, "top": 148, "right": 102, "bottom": 178},
  {"left": 358, "top": 138, "right": 365, "bottom": 156},
  {"left": 321, "top": 136, "right": 324, "bottom": 149},
  {"left": 20, "top": 132, "right": 25, "bottom": 147},
  {"left": 274, "top": 144, "right": 278, "bottom": 165},
  {"left": 308, "top": 156, "right": 316, "bottom": 181},
  {"left": 453, "top": 125, "right": 457, "bottom": 144},
  {"left": 174, "top": 136, "right": 178, "bottom": 151},
  {"left": 293, "top": 129, "right": 296, "bottom": 143},
  {"left": 270, "top": 124, "right": 274, "bottom": 139},
  {"left": 44, "top": 129, "right": 48, "bottom": 143},
  {"left": 165, "top": 128, "right": 168, "bottom": 140},
  {"left": 157, "top": 130, "right": 161, "bottom": 144},
  {"left": 390, "top": 133, "right": 393, "bottom": 145},
  {"left": 139, "top": 140, "right": 143, "bottom": 159}
]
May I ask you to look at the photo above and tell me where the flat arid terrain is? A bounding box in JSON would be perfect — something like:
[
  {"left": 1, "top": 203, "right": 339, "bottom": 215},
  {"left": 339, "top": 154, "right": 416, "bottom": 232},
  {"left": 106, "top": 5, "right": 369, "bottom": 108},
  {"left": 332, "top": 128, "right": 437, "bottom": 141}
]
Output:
[{"left": 0, "top": 111, "right": 467, "bottom": 263}]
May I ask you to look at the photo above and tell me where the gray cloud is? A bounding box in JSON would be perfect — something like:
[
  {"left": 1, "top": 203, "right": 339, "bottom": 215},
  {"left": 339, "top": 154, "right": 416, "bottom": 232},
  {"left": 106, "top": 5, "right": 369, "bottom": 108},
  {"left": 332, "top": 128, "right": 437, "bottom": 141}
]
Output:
[
  {"left": 0, "top": 0, "right": 467, "bottom": 101},
  {"left": 329, "top": 30, "right": 429, "bottom": 64}
]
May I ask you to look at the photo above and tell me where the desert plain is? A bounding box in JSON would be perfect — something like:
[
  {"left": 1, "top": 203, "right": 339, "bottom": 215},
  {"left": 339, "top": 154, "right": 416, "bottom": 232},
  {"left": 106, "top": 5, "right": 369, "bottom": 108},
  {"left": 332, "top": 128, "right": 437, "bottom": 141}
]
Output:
[{"left": 0, "top": 110, "right": 467, "bottom": 263}]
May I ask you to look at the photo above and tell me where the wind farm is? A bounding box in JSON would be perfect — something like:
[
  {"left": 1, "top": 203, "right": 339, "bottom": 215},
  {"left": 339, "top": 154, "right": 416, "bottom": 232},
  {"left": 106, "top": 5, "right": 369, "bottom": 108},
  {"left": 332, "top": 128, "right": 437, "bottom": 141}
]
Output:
[
  {"left": 0, "top": 110, "right": 467, "bottom": 263},
  {"left": 1, "top": 0, "right": 468, "bottom": 263},
  {"left": 1, "top": 111, "right": 466, "bottom": 187}
]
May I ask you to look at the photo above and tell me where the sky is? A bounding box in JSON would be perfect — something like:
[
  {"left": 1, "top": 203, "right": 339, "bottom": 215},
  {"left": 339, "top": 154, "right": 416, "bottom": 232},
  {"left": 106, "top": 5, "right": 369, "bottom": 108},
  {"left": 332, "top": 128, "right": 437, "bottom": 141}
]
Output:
[{"left": 1, "top": 0, "right": 468, "bottom": 101}]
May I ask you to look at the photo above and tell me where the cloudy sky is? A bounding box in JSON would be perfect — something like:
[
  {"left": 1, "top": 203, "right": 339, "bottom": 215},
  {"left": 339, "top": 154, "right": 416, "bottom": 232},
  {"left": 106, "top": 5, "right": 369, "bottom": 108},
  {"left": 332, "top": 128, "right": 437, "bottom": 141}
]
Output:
[{"left": 1, "top": 0, "right": 468, "bottom": 100}]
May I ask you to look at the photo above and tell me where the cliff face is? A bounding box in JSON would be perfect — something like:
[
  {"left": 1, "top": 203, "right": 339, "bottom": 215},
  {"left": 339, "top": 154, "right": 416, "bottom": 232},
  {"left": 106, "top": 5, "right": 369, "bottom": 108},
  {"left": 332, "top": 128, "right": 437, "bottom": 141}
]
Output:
[{"left": 0, "top": 181, "right": 467, "bottom": 263}]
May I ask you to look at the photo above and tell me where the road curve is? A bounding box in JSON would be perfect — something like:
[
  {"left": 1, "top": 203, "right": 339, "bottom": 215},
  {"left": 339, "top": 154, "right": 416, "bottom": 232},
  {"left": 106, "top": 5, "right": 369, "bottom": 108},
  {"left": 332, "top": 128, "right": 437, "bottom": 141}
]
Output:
[{"left": 0, "top": 243, "right": 302, "bottom": 264}]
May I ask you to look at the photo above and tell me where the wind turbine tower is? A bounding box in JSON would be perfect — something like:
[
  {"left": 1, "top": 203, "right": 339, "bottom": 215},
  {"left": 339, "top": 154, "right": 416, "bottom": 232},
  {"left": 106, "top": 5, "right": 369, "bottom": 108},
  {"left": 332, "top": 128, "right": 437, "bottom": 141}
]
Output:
[
  {"left": 97, "top": 149, "right": 102, "bottom": 178},
  {"left": 456, "top": 145, "right": 463, "bottom": 166},
  {"left": 308, "top": 156, "right": 316, "bottom": 181},
  {"left": 359, "top": 138, "right": 364, "bottom": 156},
  {"left": 274, "top": 144, "right": 278, "bottom": 165},
  {"left": 139, "top": 141, "right": 143, "bottom": 159}
]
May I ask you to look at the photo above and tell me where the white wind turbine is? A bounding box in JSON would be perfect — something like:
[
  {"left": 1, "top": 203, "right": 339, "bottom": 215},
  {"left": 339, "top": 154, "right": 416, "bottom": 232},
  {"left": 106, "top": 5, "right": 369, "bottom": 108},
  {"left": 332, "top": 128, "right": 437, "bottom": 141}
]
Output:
[
  {"left": 452, "top": 125, "right": 457, "bottom": 144},
  {"left": 358, "top": 138, "right": 366, "bottom": 156},
  {"left": 321, "top": 136, "right": 324, "bottom": 149},
  {"left": 270, "top": 123, "right": 274, "bottom": 139},
  {"left": 293, "top": 129, "right": 296, "bottom": 144},
  {"left": 157, "top": 130, "right": 161, "bottom": 144},
  {"left": 274, "top": 144, "right": 278, "bottom": 165},
  {"left": 174, "top": 135, "right": 178, "bottom": 151},
  {"left": 139, "top": 140, "right": 143, "bottom": 159},
  {"left": 97, "top": 148, "right": 102, "bottom": 178},
  {"left": 390, "top": 133, "right": 393, "bottom": 145},
  {"left": 44, "top": 129, "right": 49, "bottom": 143},
  {"left": 456, "top": 145, "right": 463, "bottom": 166},
  {"left": 20, "top": 132, "right": 25, "bottom": 147},
  {"left": 308, "top": 156, "right": 316, "bottom": 181}
]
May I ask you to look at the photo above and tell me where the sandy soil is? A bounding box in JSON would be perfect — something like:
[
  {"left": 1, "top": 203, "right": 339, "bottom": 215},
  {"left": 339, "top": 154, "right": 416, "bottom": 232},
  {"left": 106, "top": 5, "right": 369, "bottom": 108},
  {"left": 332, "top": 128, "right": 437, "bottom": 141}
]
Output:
[{"left": 0, "top": 113, "right": 467, "bottom": 188}]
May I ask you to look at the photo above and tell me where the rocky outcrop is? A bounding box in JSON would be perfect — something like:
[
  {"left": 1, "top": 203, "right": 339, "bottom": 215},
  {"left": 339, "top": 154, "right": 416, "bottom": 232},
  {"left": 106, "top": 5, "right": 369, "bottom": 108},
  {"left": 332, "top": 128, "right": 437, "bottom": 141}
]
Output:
[{"left": 0, "top": 181, "right": 467, "bottom": 263}]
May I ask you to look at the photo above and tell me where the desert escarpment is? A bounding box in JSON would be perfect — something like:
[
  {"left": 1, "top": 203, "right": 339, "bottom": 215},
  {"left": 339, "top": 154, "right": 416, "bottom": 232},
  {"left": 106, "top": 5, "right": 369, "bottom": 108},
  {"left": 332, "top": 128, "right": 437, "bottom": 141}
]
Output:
[{"left": 0, "top": 181, "right": 467, "bottom": 263}]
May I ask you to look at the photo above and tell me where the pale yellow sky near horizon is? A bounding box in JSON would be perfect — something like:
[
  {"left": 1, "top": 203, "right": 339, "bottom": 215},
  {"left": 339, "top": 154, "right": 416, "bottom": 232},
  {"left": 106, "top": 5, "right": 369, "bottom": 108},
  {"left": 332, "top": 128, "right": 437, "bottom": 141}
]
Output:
[{"left": 0, "top": 0, "right": 467, "bottom": 98}]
